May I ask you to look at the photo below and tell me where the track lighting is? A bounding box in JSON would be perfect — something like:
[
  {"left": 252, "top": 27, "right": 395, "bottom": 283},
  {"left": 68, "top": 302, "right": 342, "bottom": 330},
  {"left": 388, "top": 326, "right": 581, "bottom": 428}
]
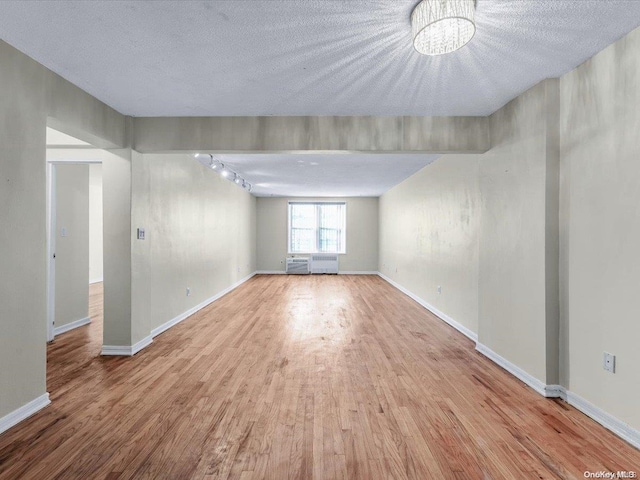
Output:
[
  {"left": 193, "top": 153, "right": 253, "bottom": 193},
  {"left": 195, "top": 153, "right": 224, "bottom": 171}
]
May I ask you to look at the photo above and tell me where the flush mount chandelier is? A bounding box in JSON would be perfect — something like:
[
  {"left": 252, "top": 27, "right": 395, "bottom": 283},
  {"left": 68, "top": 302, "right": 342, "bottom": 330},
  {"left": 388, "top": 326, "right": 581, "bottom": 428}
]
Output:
[
  {"left": 194, "top": 153, "right": 252, "bottom": 192},
  {"left": 411, "top": 0, "right": 476, "bottom": 56}
]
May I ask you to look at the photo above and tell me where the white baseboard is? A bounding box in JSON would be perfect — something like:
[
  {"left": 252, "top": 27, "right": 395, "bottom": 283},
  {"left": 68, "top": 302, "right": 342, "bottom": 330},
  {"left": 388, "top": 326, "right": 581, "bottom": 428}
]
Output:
[
  {"left": 131, "top": 335, "right": 153, "bottom": 355},
  {"left": 475, "top": 342, "right": 555, "bottom": 397},
  {"left": 151, "top": 272, "right": 257, "bottom": 338},
  {"left": 101, "top": 335, "right": 153, "bottom": 356},
  {"left": 53, "top": 316, "right": 91, "bottom": 337},
  {"left": 89, "top": 277, "right": 103, "bottom": 285},
  {"left": 0, "top": 393, "right": 50, "bottom": 436},
  {"left": 101, "top": 345, "right": 130, "bottom": 356},
  {"left": 377, "top": 272, "right": 478, "bottom": 342},
  {"left": 102, "top": 272, "right": 258, "bottom": 357},
  {"left": 377, "top": 271, "right": 559, "bottom": 399},
  {"left": 565, "top": 390, "right": 640, "bottom": 450},
  {"left": 339, "top": 271, "right": 378, "bottom": 275},
  {"left": 545, "top": 384, "right": 565, "bottom": 399},
  {"left": 257, "top": 270, "right": 377, "bottom": 276},
  {"left": 475, "top": 342, "right": 640, "bottom": 449}
]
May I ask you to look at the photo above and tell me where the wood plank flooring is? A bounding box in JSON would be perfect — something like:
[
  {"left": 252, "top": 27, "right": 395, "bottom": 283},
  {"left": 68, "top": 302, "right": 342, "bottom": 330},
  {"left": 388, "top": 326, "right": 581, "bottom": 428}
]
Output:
[{"left": 0, "top": 275, "right": 638, "bottom": 479}]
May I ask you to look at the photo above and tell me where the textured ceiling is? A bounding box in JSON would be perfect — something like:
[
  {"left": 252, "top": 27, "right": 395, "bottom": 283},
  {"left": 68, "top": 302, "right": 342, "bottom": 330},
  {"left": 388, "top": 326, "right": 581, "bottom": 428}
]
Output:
[
  {"left": 5, "top": 2, "right": 640, "bottom": 197},
  {"left": 1, "top": 1, "right": 640, "bottom": 117},
  {"left": 213, "top": 154, "right": 440, "bottom": 197}
]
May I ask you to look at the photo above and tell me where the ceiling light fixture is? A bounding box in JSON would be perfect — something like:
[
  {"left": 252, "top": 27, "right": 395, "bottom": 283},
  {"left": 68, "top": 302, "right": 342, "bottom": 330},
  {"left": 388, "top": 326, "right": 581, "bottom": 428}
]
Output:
[
  {"left": 193, "top": 154, "right": 252, "bottom": 193},
  {"left": 411, "top": 0, "right": 476, "bottom": 56},
  {"left": 194, "top": 152, "right": 211, "bottom": 163},
  {"left": 195, "top": 153, "right": 222, "bottom": 170}
]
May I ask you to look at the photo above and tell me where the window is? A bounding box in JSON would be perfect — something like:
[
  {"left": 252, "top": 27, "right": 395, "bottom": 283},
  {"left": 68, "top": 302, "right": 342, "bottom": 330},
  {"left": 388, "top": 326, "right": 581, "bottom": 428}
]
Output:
[{"left": 288, "top": 202, "right": 346, "bottom": 254}]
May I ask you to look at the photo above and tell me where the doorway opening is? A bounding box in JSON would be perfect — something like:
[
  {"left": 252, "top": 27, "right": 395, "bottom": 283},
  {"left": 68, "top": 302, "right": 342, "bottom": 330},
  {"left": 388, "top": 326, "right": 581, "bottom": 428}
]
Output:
[{"left": 46, "top": 127, "right": 104, "bottom": 349}]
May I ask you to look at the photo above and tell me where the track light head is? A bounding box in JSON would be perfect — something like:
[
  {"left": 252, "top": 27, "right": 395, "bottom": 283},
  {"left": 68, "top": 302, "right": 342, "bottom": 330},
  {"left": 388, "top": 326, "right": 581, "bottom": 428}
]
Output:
[{"left": 192, "top": 155, "right": 252, "bottom": 192}]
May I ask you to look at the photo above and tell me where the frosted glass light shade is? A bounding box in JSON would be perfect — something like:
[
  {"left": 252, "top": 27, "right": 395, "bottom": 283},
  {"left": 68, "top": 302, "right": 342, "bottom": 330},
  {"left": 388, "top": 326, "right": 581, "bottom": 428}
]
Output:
[{"left": 411, "top": 0, "right": 476, "bottom": 56}]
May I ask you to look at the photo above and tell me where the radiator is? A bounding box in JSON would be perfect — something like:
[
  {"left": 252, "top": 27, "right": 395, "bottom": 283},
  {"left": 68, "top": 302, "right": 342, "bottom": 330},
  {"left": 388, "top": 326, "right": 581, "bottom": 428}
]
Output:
[
  {"left": 310, "top": 254, "right": 339, "bottom": 274},
  {"left": 286, "top": 257, "right": 310, "bottom": 274}
]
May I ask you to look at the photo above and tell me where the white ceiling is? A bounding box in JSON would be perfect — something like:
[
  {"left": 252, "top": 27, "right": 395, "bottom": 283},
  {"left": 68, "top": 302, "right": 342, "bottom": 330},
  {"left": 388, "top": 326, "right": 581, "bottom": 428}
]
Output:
[
  {"left": 1, "top": 1, "right": 640, "bottom": 117},
  {"left": 213, "top": 153, "right": 440, "bottom": 197},
  {"left": 5, "top": 2, "right": 640, "bottom": 197}
]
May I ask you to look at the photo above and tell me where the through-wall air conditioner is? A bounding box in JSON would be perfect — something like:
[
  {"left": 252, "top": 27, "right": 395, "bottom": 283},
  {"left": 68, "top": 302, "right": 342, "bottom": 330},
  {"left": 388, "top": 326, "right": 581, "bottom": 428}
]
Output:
[
  {"left": 310, "top": 254, "right": 339, "bottom": 274},
  {"left": 286, "top": 257, "right": 310, "bottom": 274}
]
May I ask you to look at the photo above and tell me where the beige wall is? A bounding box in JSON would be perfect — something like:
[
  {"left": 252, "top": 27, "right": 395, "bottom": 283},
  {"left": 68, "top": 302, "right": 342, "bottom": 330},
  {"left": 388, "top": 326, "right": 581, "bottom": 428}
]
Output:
[
  {"left": 479, "top": 79, "right": 560, "bottom": 385},
  {"left": 131, "top": 154, "right": 256, "bottom": 343},
  {"left": 89, "top": 164, "right": 103, "bottom": 283},
  {"left": 54, "top": 164, "right": 90, "bottom": 330},
  {"left": 0, "top": 39, "right": 126, "bottom": 421},
  {"left": 256, "top": 197, "right": 378, "bottom": 273},
  {"left": 101, "top": 148, "right": 135, "bottom": 347},
  {"left": 560, "top": 26, "right": 640, "bottom": 430},
  {"left": 379, "top": 156, "right": 480, "bottom": 335}
]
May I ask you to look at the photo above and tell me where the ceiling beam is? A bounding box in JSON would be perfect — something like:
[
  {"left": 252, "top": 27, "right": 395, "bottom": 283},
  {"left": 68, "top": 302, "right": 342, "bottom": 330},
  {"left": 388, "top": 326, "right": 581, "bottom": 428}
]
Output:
[{"left": 133, "top": 116, "right": 489, "bottom": 154}]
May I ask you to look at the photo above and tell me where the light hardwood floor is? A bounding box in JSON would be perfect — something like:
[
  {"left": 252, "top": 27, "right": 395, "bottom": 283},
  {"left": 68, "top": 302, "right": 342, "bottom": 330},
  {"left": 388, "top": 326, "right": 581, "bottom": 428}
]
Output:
[{"left": 0, "top": 275, "right": 638, "bottom": 479}]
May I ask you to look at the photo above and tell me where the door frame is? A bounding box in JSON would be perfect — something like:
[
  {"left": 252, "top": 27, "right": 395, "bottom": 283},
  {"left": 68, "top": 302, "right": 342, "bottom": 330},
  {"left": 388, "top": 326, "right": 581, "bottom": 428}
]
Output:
[{"left": 46, "top": 159, "right": 102, "bottom": 342}]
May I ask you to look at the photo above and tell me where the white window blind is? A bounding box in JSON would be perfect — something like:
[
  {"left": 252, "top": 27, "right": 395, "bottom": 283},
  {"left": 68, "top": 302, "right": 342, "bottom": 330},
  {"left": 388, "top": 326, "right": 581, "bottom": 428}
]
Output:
[{"left": 288, "top": 202, "right": 346, "bottom": 254}]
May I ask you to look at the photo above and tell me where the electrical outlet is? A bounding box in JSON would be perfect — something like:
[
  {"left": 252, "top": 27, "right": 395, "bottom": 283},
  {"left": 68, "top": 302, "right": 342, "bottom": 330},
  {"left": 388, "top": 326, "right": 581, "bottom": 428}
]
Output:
[
  {"left": 137, "top": 228, "right": 145, "bottom": 240},
  {"left": 186, "top": 287, "right": 191, "bottom": 297},
  {"left": 437, "top": 285, "right": 442, "bottom": 294},
  {"left": 603, "top": 352, "right": 615, "bottom": 373}
]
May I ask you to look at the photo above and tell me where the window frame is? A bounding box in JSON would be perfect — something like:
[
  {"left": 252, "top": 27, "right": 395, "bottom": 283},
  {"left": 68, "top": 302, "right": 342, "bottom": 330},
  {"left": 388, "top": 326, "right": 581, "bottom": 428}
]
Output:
[{"left": 287, "top": 201, "right": 347, "bottom": 255}]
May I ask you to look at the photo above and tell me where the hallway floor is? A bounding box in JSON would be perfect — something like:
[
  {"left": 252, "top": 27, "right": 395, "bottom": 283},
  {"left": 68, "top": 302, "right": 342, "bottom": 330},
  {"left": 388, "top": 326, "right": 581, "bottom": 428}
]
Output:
[{"left": 0, "top": 275, "right": 638, "bottom": 479}]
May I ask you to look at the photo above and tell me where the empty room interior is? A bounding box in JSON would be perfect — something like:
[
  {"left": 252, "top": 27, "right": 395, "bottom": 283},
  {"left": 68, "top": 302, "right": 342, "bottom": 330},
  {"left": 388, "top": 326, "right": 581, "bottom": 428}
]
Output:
[{"left": 1, "top": 1, "right": 640, "bottom": 478}]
